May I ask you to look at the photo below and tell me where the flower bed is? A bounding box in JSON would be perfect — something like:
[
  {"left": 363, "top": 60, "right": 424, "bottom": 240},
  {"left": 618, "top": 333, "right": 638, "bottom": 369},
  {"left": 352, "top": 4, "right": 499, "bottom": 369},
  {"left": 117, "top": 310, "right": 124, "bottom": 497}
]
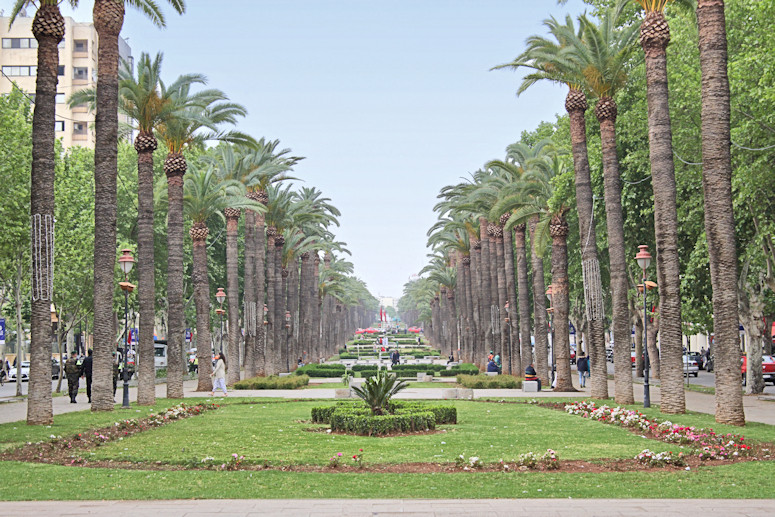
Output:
[
  {"left": 563, "top": 401, "right": 754, "bottom": 461},
  {"left": 234, "top": 375, "right": 310, "bottom": 389}
]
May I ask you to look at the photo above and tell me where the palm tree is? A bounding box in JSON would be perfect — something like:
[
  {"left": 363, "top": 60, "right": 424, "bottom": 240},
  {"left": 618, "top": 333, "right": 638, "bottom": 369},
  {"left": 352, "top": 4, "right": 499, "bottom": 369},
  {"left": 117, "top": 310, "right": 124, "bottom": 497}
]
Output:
[
  {"left": 9, "top": 0, "right": 71, "bottom": 425},
  {"left": 89, "top": 0, "right": 185, "bottom": 412},
  {"left": 695, "top": 0, "right": 744, "bottom": 425},
  {"left": 493, "top": 14, "right": 609, "bottom": 398},
  {"left": 157, "top": 84, "right": 251, "bottom": 398},
  {"left": 182, "top": 162, "right": 261, "bottom": 392},
  {"left": 573, "top": 5, "right": 640, "bottom": 405},
  {"left": 631, "top": 0, "right": 687, "bottom": 413}
]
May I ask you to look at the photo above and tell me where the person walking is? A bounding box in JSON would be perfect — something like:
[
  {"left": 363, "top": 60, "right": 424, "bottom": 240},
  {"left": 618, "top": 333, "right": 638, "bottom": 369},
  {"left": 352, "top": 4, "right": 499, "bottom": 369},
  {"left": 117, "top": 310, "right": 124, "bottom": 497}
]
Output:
[
  {"left": 112, "top": 352, "right": 120, "bottom": 400},
  {"left": 210, "top": 352, "right": 227, "bottom": 397},
  {"left": 576, "top": 352, "right": 590, "bottom": 388},
  {"left": 82, "top": 349, "right": 93, "bottom": 403},
  {"left": 64, "top": 354, "right": 82, "bottom": 403}
]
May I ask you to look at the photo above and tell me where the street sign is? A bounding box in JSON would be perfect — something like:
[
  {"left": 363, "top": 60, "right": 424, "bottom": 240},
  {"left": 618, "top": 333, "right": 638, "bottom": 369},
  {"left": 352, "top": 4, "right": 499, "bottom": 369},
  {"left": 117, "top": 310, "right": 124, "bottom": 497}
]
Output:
[{"left": 0, "top": 318, "right": 5, "bottom": 344}]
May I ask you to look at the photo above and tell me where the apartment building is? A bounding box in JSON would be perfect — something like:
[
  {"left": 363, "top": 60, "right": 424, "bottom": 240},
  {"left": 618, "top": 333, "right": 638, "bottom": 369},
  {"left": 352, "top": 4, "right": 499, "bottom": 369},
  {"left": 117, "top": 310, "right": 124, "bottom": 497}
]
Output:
[{"left": 0, "top": 11, "right": 133, "bottom": 150}]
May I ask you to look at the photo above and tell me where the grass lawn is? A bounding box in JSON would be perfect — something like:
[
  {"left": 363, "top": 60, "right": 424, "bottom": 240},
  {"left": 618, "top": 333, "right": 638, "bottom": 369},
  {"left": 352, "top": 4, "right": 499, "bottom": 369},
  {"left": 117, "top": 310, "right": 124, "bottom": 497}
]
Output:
[{"left": 1, "top": 397, "right": 773, "bottom": 500}]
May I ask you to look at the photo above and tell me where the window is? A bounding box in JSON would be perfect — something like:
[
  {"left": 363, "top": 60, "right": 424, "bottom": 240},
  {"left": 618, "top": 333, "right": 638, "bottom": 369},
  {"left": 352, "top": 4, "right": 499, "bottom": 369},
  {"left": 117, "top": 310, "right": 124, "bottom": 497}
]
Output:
[
  {"left": 73, "top": 67, "right": 88, "bottom": 80},
  {"left": 73, "top": 122, "right": 87, "bottom": 135},
  {"left": 2, "top": 38, "right": 37, "bottom": 49},
  {"left": 55, "top": 121, "right": 65, "bottom": 132},
  {"left": 74, "top": 40, "right": 87, "bottom": 52},
  {"left": 1, "top": 65, "right": 36, "bottom": 76},
  {"left": 58, "top": 65, "right": 65, "bottom": 76},
  {"left": 55, "top": 93, "right": 65, "bottom": 104}
]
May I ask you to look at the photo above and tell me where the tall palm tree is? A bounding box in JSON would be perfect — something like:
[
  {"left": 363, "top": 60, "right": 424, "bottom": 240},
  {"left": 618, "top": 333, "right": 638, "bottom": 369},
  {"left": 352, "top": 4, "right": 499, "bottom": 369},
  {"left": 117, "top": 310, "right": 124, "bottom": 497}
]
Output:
[
  {"left": 574, "top": 5, "right": 640, "bottom": 405},
  {"left": 157, "top": 84, "right": 251, "bottom": 398},
  {"left": 90, "top": 0, "right": 185, "bottom": 412},
  {"left": 10, "top": 0, "right": 73, "bottom": 425},
  {"left": 695, "top": 0, "right": 744, "bottom": 425},
  {"left": 182, "top": 162, "right": 261, "bottom": 392},
  {"left": 70, "top": 52, "right": 207, "bottom": 404},
  {"left": 493, "top": 14, "right": 609, "bottom": 398},
  {"left": 632, "top": 0, "right": 687, "bottom": 413}
]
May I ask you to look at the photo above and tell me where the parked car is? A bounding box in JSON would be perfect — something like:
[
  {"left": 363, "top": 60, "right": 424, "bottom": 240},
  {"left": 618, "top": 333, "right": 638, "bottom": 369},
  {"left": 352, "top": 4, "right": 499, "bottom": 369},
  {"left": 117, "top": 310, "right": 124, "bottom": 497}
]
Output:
[
  {"left": 606, "top": 349, "right": 614, "bottom": 363},
  {"left": 687, "top": 351, "right": 704, "bottom": 370},
  {"left": 8, "top": 360, "right": 30, "bottom": 382},
  {"left": 51, "top": 358, "right": 60, "bottom": 379},
  {"left": 682, "top": 356, "right": 699, "bottom": 377},
  {"left": 741, "top": 355, "right": 775, "bottom": 386}
]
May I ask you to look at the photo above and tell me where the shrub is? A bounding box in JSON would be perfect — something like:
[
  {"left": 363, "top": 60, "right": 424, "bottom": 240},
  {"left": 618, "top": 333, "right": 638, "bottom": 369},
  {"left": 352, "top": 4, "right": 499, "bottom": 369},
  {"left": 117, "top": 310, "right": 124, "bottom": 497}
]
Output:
[
  {"left": 234, "top": 375, "right": 310, "bottom": 390},
  {"left": 294, "top": 366, "right": 343, "bottom": 378},
  {"left": 330, "top": 408, "right": 436, "bottom": 436},
  {"left": 355, "top": 368, "right": 379, "bottom": 378},
  {"left": 456, "top": 374, "right": 522, "bottom": 389},
  {"left": 352, "top": 370, "right": 409, "bottom": 414},
  {"left": 350, "top": 364, "right": 383, "bottom": 372},
  {"left": 390, "top": 401, "right": 457, "bottom": 424},
  {"left": 391, "top": 364, "right": 446, "bottom": 372}
]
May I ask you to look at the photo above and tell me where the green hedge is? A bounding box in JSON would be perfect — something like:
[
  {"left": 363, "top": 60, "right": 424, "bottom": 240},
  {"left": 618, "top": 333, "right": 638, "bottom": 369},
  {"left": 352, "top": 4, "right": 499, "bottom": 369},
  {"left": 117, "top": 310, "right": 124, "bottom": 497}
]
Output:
[
  {"left": 438, "top": 364, "right": 480, "bottom": 377},
  {"left": 350, "top": 364, "right": 383, "bottom": 372},
  {"left": 391, "top": 364, "right": 446, "bottom": 372},
  {"left": 294, "top": 366, "right": 344, "bottom": 378},
  {"left": 330, "top": 410, "right": 436, "bottom": 435},
  {"left": 390, "top": 401, "right": 457, "bottom": 424},
  {"left": 390, "top": 368, "right": 436, "bottom": 377},
  {"left": 456, "top": 374, "right": 523, "bottom": 389},
  {"left": 311, "top": 401, "right": 456, "bottom": 427},
  {"left": 355, "top": 368, "right": 380, "bottom": 378},
  {"left": 234, "top": 375, "right": 310, "bottom": 390},
  {"left": 338, "top": 353, "right": 377, "bottom": 360}
]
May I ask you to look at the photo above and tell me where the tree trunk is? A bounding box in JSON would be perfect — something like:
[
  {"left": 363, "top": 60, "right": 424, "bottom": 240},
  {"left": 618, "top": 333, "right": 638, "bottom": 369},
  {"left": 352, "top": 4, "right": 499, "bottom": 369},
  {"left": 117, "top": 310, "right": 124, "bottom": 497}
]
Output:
[
  {"left": 528, "top": 217, "right": 549, "bottom": 386},
  {"left": 551, "top": 219, "right": 576, "bottom": 392},
  {"left": 696, "top": 0, "right": 745, "bottom": 425},
  {"left": 478, "top": 218, "right": 493, "bottom": 356},
  {"left": 164, "top": 155, "right": 186, "bottom": 399},
  {"left": 242, "top": 210, "right": 256, "bottom": 378},
  {"left": 254, "top": 212, "right": 267, "bottom": 375},
  {"left": 566, "top": 88, "right": 608, "bottom": 399},
  {"left": 596, "top": 99, "right": 634, "bottom": 405},
  {"left": 135, "top": 133, "right": 157, "bottom": 405},
  {"left": 225, "top": 210, "right": 241, "bottom": 386},
  {"left": 641, "top": 12, "right": 684, "bottom": 414},
  {"left": 27, "top": 4, "right": 65, "bottom": 425},
  {"left": 91, "top": 0, "right": 125, "bottom": 412},
  {"left": 739, "top": 283, "right": 765, "bottom": 395},
  {"left": 191, "top": 229, "right": 213, "bottom": 392},
  {"left": 646, "top": 308, "right": 660, "bottom": 379},
  {"left": 503, "top": 224, "right": 520, "bottom": 375},
  {"left": 513, "top": 226, "right": 533, "bottom": 376},
  {"left": 469, "top": 238, "right": 482, "bottom": 366},
  {"left": 265, "top": 233, "right": 276, "bottom": 374},
  {"left": 494, "top": 229, "right": 509, "bottom": 369},
  {"left": 273, "top": 238, "right": 285, "bottom": 372}
]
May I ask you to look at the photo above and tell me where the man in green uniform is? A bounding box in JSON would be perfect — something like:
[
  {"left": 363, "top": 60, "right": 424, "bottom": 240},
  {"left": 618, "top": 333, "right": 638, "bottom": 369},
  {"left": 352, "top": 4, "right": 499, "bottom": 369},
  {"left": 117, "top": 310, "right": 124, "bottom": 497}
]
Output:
[{"left": 64, "top": 354, "right": 81, "bottom": 403}]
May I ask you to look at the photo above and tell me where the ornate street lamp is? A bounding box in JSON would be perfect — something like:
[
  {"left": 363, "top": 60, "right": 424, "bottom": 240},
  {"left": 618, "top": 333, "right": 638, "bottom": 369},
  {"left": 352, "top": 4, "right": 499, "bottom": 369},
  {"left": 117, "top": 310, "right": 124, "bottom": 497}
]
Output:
[
  {"left": 215, "top": 288, "right": 226, "bottom": 354},
  {"left": 118, "top": 249, "right": 135, "bottom": 409},
  {"left": 635, "top": 245, "right": 653, "bottom": 408}
]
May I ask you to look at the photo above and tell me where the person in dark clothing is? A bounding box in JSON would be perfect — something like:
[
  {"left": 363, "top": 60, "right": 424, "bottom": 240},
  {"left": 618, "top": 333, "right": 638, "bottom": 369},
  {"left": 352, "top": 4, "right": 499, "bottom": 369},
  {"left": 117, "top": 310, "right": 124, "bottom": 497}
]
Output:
[
  {"left": 576, "top": 352, "right": 589, "bottom": 388},
  {"left": 82, "top": 349, "right": 93, "bottom": 402},
  {"left": 525, "top": 363, "right": 541, "bottom": 390},
  {"left": 64, "top": 355, "right": 81, "bottom": 403},
  {"left": 487, "top": 360, "right": 499, "bottom": 373},
  {"left": 112, "top": 352, "right": 120, "bottom": 399}
]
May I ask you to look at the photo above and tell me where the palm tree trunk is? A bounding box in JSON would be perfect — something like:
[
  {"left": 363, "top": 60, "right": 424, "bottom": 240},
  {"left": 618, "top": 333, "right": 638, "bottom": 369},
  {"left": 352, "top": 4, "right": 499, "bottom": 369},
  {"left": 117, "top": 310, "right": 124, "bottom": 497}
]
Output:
[
  {"left": 478, "top": 218, "right": 494, "bottom": 356},
  {"left": 299, "top": 251, "right": 311, "bottom": 363},
  {"left": 596, "top": 99, "right": 634, "bottom": 405},
  {"left": 27, "top": 4, "right": 65, "bottom": 425},
  {"left": 288, "top": 259, "right": 300, "bottom": 367},
  {"left": 91, "top": 0, "right": 125, "bottom": 412},
  {"left": 164, "top": 154, "right": 186, "bottom": 399},
  {"left": 273, "top": 236, "right": 285, "bottom": 372},
  {"left": 529, "top": 217, "right": 550, "bottom": 387},
  {"left": 566, "top": 88, "right": 607, "bottom": 399},
  {"left": 513, "top": 225, "right": 533, "bottom": 376},
  {"left": 265, "top": 232, "right": 276, "bottom": 374},
  {"left": 647, "top": 307, "right": 661, "bottom": 379},
  {"left": 551, "top": 218, "right": 575, "bottom": 392},
  {"left": 281, "top": 268, "right": 290, "bottom": 372},
  {"left": 254, "top": 211, "right": 267, "bottom": 375},
  {"left": 225, "top": 209, "right": 241, "bottom": 386},
  {"left": 191, "top": 226, "right": 214, "bottom": 392},
  {"left": 503, "top": 222, "right": 521, "bottom": 375},
  {"left": 641, "top": 11, "right": 685, "bottom": 414},
  {"left": 135, "top": 133, "right": 157, "bottom": 405},
  {"left": 696, "top": 0, "right": 745, "bottom": 425},
  {"left": 242, "top": 210, "right": 256, "bottom": 378},
  {"left": 462, "top": 255, "right": 475, "bottom": 364},
  {"left": 312, "top": 254, "right": 322, "bottom": 361},
  {"left": 488, "top": 226, "right": 501, "bottom": 357},
  {"left": 495, "top": 227, "right": 508, "bottom": 368},
  {"left": 469, "top": 237, "right": 482, "bottom": 365}
]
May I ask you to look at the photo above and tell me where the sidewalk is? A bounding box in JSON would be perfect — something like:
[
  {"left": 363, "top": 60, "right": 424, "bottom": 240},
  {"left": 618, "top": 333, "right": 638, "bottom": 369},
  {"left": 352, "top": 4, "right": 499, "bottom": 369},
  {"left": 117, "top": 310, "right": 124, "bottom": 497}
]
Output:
[
  {"left": 1, "top": 498, "right": 773, "bottom": 516},
  {"left": 2, "top": 376, "right": 774, "bottom": 426}
]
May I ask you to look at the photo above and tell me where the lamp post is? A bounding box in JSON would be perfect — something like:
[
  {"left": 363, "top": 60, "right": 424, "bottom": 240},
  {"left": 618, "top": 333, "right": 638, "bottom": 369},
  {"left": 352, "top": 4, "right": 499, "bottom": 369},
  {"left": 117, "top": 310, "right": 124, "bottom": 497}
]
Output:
[
  {"left": 285, "top": 310, "right": 291, "bottom": 372},
  {"left": 546, "top": 285, "right": 554, "bottom": 385},
  {"left": 504, "top": 301, "right": 512, "bottom": 375},
  {"left": 215, "top": 287, "right": 226, "bottom": 354},
  {"left": 635, "top": 245, "right": 652, "bottom": 408},
  {"left": 118, "top": 249, "right": 135, "bottom": 409}
]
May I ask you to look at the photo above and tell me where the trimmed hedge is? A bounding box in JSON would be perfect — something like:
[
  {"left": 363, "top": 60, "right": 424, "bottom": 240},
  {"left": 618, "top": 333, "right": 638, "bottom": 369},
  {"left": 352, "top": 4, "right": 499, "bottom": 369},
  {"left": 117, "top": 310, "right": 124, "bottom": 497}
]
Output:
[
  {"left": 350, "top": 364, "right": 384, "bottom": 372},
  {"left": 294, "top": 365, "right": 344, "bottom": 378},
  {"left": 390, "top": 401, "right": 457, "bottom": 424},
  {"left": 438, "top": 364, "right": 480, "bottom": 377},
  {"left": 390, "top": 368, "right": 436, "bottom": 377},
  {"left": 311, "top": 401, "right": 456, "bottom": 427},
  {"left": 330, "top": 410, "right": 436, "bottom": 435},
  {"left": 338, "top": 353, "right": 377, "bottom": 360},
  {"left": 391, "top": 364, "right": 446, "bottom": 372},
  {"left": 234, "top": 375, "right": 310, "bottom": 390},
  {"left": 456, "top": 374, "right": 523, "bottom": 389},
  {"left": 355, "top": 368, "right": 379, "bottom": 378}
]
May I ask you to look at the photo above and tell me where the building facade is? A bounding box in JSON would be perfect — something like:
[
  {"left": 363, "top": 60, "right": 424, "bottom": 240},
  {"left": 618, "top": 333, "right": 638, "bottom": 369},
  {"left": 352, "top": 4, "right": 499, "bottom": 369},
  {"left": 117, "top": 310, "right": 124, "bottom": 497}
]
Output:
[{"left": 0, "top": 12, "right": 133, "bottom": 150}]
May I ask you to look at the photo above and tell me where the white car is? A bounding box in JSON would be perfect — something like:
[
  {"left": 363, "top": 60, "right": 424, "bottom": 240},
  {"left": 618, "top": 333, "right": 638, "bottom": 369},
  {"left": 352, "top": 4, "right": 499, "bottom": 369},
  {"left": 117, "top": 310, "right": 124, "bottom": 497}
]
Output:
[
  {"left": 682, "top": 356, "right": 699, "bottom": 377},
  {"left": 8, "top": 361, "right": 30, "bottom": 382}
]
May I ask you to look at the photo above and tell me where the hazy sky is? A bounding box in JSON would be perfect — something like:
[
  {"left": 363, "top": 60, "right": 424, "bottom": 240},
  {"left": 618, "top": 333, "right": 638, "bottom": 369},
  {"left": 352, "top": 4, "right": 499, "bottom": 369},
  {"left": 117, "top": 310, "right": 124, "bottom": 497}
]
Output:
[{"left": 5, "top": 0, "right": 587, "bottom": 299}]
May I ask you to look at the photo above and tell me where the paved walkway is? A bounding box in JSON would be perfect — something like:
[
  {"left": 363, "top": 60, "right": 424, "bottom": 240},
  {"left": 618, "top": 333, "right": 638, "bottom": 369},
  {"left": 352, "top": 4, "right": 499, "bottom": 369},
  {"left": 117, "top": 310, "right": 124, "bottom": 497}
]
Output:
[
  {"left": 2, "top": 377, "right": 774, "bottom": 425},
  {"left": 2, "top": 498, "right": 774, "bottom": 516}
]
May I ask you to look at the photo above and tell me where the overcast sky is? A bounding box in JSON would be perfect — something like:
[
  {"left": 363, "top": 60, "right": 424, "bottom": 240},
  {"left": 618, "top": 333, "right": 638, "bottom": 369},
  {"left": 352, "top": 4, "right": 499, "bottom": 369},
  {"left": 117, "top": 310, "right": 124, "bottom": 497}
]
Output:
[{"left": 4, "top": 0, "right": 587, "bottom": 299}]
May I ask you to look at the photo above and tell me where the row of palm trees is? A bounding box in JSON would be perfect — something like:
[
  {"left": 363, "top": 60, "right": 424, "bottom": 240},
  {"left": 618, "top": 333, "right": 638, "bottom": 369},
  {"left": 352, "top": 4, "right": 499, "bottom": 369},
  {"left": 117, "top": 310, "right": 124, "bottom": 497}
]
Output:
[
  {"left": 402, "top": 0, "right": 745, "bottom": 425},
  {"left": 15, "top": 0, "right": 376, "bottom": 425}
]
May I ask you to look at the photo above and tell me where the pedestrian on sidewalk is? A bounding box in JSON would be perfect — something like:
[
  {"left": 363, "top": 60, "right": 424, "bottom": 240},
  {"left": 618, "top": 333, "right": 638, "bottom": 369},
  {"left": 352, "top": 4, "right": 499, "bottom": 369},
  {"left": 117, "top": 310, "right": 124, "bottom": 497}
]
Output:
[
  {"left": 211, "top": 352, "right": 227, "bottom": 397},
  {"left": 576, "top": 352, "right": 589, "bottom": 388},
  {"left": 64, "top": 354, "right": 81, "bottom": 403},
  {"left": 82, "top": 349, "right": 93, "bottom": 403}
]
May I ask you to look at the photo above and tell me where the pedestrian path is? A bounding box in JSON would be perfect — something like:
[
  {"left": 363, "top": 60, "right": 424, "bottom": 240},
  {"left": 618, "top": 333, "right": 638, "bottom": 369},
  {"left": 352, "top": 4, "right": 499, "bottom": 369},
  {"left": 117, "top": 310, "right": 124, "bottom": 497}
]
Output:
[{"left": 1, "top": 498, "right": 773, "bottom": 516}]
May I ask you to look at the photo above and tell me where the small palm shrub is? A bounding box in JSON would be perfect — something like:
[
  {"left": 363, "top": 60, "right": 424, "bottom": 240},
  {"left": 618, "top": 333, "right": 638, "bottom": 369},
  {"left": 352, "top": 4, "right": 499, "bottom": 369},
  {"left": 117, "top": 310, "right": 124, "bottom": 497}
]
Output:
[{"left": 351, "top": 370, "right": 408, "bottom": 415}]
